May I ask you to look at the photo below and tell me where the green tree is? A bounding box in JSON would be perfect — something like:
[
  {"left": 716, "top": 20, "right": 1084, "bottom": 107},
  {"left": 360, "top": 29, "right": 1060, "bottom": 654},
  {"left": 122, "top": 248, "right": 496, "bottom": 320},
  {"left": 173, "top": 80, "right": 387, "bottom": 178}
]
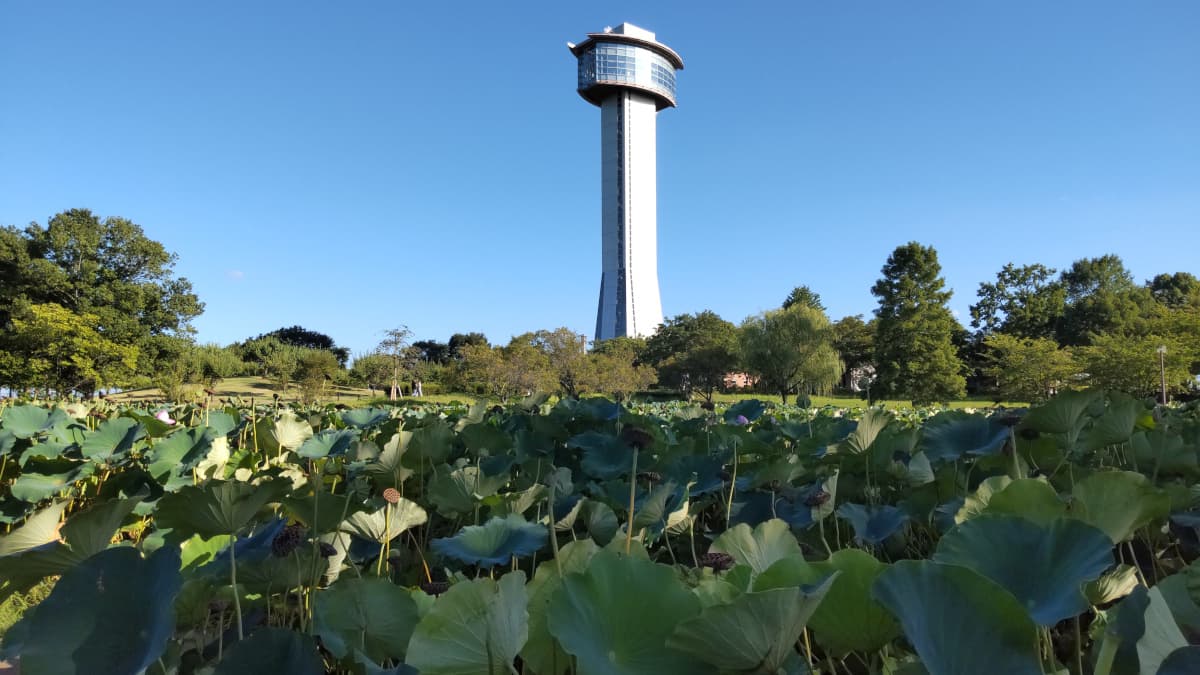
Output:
[
  {"left": 1057, "top": 255, "right": 1154, "bottom": 345},
  {"left": 350, "top": 353, "right": 394, "bottom": 396},
  {"left": 194, "top": 344, "right": 244, "bottom": 388},
  {"left": 782, "top": 285, "right": 826, "bottom": 312},
  {"left": 969, "top": 263, "right": 1065, "bottom": 340},
  {"left": 739, "top": 304, "right": 844, "bottom": 405},
  {"left": 1147, "top": 272, "right": 1200, "bottom": 309},
  {"left": 831, "top": 315, "right": 875, "bottom": 389},
  {"left": 0, "top": 209, "right": 203, "bottom": 380},
  {"left": 448, "top": 332, "right": 489, "bottom": 360},
  {"left": 871, "top": 242, "right": 966, "bottom": 404},
  {"left": 378, "top": 326, "right": 413, "bottom": 400},
  {"left": 295, "top": 349, "right": 341, "bottom": 403},
  {"left": 582, "top": 338, "right": 657, "bottom": 401},
  {"left": 981, "top": 334, "right": 1077, "bottom": 403},
  {"left": 254, "top": 326, "right": 349, "bottom": 367},
  {"left": 1076, "top": 333, "right": 1196, "bottom": 397},
  {"left": 519, "top": 328, "right": 590, "bottom": 399},
  {"left": 2, "top": 303, "right": 138, "bottom": 396},
  {"left": 641, "top": 311, "right": 739, "bottom": 402}
]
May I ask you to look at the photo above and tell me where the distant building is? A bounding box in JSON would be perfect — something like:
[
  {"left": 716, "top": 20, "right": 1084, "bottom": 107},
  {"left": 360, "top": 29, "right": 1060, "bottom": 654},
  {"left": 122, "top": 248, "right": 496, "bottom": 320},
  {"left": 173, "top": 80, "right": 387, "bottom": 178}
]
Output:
[{"left": 569, "top": 23, "right": 683, "bottom": 340}]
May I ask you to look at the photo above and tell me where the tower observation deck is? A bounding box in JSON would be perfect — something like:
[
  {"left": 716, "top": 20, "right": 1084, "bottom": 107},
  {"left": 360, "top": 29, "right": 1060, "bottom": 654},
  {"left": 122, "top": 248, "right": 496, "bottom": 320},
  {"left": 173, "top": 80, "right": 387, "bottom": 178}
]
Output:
[{"left": 568, "top": 23, "right": 683, "bottom": 341}]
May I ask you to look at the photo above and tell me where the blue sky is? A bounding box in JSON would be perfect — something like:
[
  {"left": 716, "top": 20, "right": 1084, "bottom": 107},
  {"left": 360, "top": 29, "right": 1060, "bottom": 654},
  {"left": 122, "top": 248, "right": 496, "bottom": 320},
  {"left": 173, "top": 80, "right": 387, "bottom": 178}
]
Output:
[{"left": 2, "top": 1, "right": 1197, "bottom": 357}]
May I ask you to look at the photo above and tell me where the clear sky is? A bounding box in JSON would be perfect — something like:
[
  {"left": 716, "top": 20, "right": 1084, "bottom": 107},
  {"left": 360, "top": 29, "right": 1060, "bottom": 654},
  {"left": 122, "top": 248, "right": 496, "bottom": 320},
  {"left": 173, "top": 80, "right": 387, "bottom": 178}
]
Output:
[{"left": 2, "top": 1, "right": 1197, "bottom": 357}]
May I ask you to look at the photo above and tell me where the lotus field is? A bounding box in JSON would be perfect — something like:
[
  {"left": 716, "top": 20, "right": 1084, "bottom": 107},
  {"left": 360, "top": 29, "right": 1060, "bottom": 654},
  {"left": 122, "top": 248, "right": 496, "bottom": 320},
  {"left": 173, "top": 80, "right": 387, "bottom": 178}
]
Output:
[{"left": 2, "top": 391, "right": 1200, "bottom": 674}]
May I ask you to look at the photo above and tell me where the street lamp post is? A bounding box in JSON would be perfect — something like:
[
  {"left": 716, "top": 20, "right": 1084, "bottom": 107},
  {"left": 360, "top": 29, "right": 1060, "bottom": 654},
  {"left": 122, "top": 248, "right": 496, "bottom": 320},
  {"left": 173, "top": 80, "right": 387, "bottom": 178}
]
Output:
[{"left": 1157, "top": 345, "right": 1168, "bottom": 406}]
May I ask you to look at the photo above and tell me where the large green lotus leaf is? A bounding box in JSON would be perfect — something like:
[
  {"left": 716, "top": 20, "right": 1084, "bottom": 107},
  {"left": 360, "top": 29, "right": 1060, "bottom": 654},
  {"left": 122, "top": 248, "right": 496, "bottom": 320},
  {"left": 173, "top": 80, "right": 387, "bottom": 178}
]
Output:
[
  {"left": 1131, "top": 430, "right": 1197, "bottom": 476},
  {"left": 406, "top": 571, "right": 528, "bottom": 675},
  {"left": 17, "top": 545, "right": 182, "bottom": 675},
  {"left": 80, "top": 417, "right": 145, "bottom": 462},
  {"left": 212, "top": 627, "right": 324, "bottom": 675},
  {"left": 146, "top": 428, "right": 213, "bottom": 486},
  {"left": 460, "top": 422, "right": 514, "bottom": 458},
  {"left": 777, "top": 549, "right": 901, "bottom": 656},
  {"left": 1, "top": 405, "right": 68, "bottom": 439},
  {"left": 920, "top": 412, "right": 1009, "bottom": 463},
  {"left": 669, "top": 575, "right": 837, "bottom": 673},
  {"left": 342, "top": 407, "right": 392, "bottom": 429},
  {"left": 284, "top": 488, "right": 368, "bottom": 534},
  {"left": 297, "top": 429, "right": 358, "bottom": 459},
  {"left": 432, "top": 514, "right": 547, "bottom": 567},
  {"left": 547, "top": 551, "right": 709, "bottom": 675},
  {"left": 1083, "top": 393, "right": 1146, "bottom": 451},
  {"left": 205, "top": 411, "right": 239, "bottom": 437},
  {"left": 10, "top": 462, "right": 94, "bottom": 502},
  {"left": 1071, "top": 470, "right": 1171, "bottom": 542},
  {"left": 1156, "top": 573, "right": 1200, "bottom": 635},
  {"left": 1107, "top": 585, "right": 1188, "bottom": 675},
  {"left": 522, "top": 539, "right": 601, "bottom": 675},
  {"left": 836, "top": 503, "right": 909, "bottom": 545},
  {"left": 313, "top": 577, "right": 419, "bottom": 662},
  {"left": 872, "top": 561, "right": 1042, "bottom": 675},
  {"left": 340, "top": 500, "right": 428, "bottom": 544},
  {"left": 154, "top": 479, "right": 290, "bottom": 538},
  {"left": 978, "top": 478, "right": 1066, "bottom": 526},
  {"left": 954, "top": 475, "right": 1012, "bottom": 523},
  {"left": 401, "top": 419, "right": 455, "bottom": 469},
  {"left": 1020, "top": 389, "right": 1102, "bottom": 436},
  {"left": 60, "top": 495, "right": 141, "bottom": 558},
  {"left": 0, "top": 501, "right": 67, "bottom": 556},
  {"left": 272, "top": 411, "right": 314, "bottom": 450},
  {"left": 1158, "top": 646, "right": 1200, "bottom": 675},
  {"left": 368, "top": 430, "right": 414, "bottom": 488},
  {"left": 710, "top": 519, "right": 802, "bottom": 576},
  {"left": 933, "top": 515, "right": 1113, "bottom": 625},
  {"left": 428, "top": 464, "right": 507, "bottom": 517},
  {"left": 584, "top": 501, "right": 619, "bottom": 546},
  {"left": 1086, "top": 564, "right": 1141, "bottom": 606},
  {"left": 838, "top": 409, "right": 892, "bottom": 455},
  {"left": 569, "top": 430, "right": 633, "bottom": 480},
  {"left": 631, "top": 481, "right": 680, "bottom": 532}
]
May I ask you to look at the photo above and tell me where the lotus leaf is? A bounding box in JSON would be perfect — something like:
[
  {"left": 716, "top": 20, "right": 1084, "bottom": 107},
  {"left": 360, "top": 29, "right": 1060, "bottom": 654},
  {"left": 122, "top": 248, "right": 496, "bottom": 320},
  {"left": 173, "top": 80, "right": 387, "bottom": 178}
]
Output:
[
  {"left": 724, "top": 399, "right": 766, "bottom": 424},
  {"left": 1107, "top": 585, "right": 1189, "bottom": 675},
  {"left": 521, "top": 540, "right": 601, "bottom": 675},
  {"left": 313, "top": 577, "right": 419, "bottom": 662},
  {"left": 154, "top": 479, "right": 290, "bottom": 538},
  {"left": 10, "top": 462, "right": 94, "bottom": 502},
  {"left": 710, "top": 519, "right": 802, "bottom": 575},
  {"left": 80, "top": 416, "right": 145, "bottom": 462},
  {"left": 1158, "top": 646, "right": 1200, "bottom": 675},
  {"left": 933, "top": 514, "right": 1113, "bottom": 624},
  {"left": 1, "top": 405, "right": 69, "bottom": 439},
  {"left": 0, "top": 501, "right": 67, "bottom": 556},
  {"left": 16, "top": 546, "right": 182, "bottom": 675},
  {"left": 1071, "top": 470, "right": 1171, "bottom": 542},
  {"left": 406, "top": 571, "right": 528, "bottom": 675},
  {"left": 837, "top": 503, "right": 908, "bottom": 545},
  {"left": 569, "top": 430, "right": 633, "bottom": 480},
  {"left": 342, "top": 407, "right": 392, "bottom": 429},
  {"left": 271, "top": 411, "right": 314, "bottom": 450},
  {"left": 428, "top": 464, "right": 507, "bottom": 516},
  {"left": 402, "top": 419, "right": 455, "bottom": 468},
  {"left": 1155, "top": 572, "right": 1200, "bottom": 635},
  {"left": 340, "top": 500, "right": 428, "bottom": 544},
  {"left": 213, "top": 627, "right": 324, "bottom": 675},
  {"left": 547, "top": 551, "right": 709, "bottom": 675},
  {"left": 668, "top": 574, "right": 837, "bottom": 673},
  {"left": 1020, "top": 388, "right": 1102, "bottom": 436},
  {"left": 920, "top": 412, "right": 1009, "bottom": 463},
  {"left": 297, "top": 428, "right": 358, "bottom": 459},
  {"left": 432, "top": 514, "right": 547, "bottom": 566},
  {"left": 1086, "top": 564, "right": 1140, "bottom": 606},
  {"left": 872, "top": 561, "right": 1042, "bottom": 675}
]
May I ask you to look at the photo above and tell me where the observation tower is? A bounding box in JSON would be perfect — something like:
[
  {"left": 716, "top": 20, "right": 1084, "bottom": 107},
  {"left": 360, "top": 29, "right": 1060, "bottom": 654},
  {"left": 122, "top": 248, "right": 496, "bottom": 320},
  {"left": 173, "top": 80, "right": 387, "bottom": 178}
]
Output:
[{"left": 568, "top": 23, "right": 683, "bottom": 340}]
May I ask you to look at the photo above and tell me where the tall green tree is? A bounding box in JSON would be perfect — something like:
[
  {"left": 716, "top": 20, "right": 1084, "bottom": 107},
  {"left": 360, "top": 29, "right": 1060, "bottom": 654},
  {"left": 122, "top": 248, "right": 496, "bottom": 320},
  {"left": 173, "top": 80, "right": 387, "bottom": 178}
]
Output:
[
  {"left": 981, "top": 334, "right": 1077, "bottom": 403},
  {"left": 969, "top": 263, "right": 1065, "bottom": 340},
  {"left": 0, "top": 209, "right": 203, "bottom": 382},
  {"left": 739, "top": 305, "right": 843, "bottom": 405},
  {"left": 1147, "top": 272, "right": 1200, "bottom": 309},
  {"left": 641, "top": 311, "right": 739, "bottom": 402},
  {"left": 1057, "top": 255, "right": 1154, "bottom": 345},
  {"left": 831, "top": 315, "right": 875, "bottom": 389},
  {"left": 1076, "top": 333, "right": 1196, "bottom": 398},
  {"left": 2, "top": 303, "right": 138, "bottom": 395},
  {"left": 871, "top": 242, "right": 966, "bottom": 404},
  {"left": 378, "top": 326, "right": 413, "bottom": 400},
  {"left": 782, "top": 285, "right": 826, "bottom": 312}
]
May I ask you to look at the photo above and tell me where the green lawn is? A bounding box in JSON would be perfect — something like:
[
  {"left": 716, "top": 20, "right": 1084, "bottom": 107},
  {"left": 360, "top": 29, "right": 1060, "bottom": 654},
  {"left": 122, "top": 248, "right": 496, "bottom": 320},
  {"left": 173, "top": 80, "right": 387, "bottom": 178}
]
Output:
[{"left": 708, "top": 391, "right": 1029, "bottom": 410}]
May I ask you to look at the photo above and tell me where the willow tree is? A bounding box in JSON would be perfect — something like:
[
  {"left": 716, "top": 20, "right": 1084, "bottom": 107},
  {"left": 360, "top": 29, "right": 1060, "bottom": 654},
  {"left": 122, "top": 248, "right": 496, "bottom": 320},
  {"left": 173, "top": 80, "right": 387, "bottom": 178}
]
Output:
[{"left": 739, "top": 304, "right": 843, "bottom": 405}]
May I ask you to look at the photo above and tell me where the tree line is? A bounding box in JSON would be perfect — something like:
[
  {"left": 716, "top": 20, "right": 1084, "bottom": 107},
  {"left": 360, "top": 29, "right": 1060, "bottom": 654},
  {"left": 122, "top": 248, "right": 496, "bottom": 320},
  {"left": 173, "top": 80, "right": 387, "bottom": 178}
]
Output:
[{"left": 2, "top": 210, "right": 1197, "bottom": 405}]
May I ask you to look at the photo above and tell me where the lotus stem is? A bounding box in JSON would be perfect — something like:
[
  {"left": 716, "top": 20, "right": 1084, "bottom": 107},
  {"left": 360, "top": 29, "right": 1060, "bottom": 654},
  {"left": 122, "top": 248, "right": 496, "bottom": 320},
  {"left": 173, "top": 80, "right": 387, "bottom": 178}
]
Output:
[
  {"left": 1074, "top": 615, "right": 1084, "bottom": 675},
  {"left": 229, "top": 533, "right": 244, "bottom": 640},
  {"left": 1094, "top": 633, "right": 1118, "bottom": 675},
  {"left": 725, "top": 442, "right": 739, "bottom": 527},
  {"left": 625, "top": 447, "right": 638, "bottom": 555},
  {"left": 378, "top": 504, "right": 392, "bottom": 576},
  {"left": 547, "top": 485, "right": 563, "bottom": 576}
]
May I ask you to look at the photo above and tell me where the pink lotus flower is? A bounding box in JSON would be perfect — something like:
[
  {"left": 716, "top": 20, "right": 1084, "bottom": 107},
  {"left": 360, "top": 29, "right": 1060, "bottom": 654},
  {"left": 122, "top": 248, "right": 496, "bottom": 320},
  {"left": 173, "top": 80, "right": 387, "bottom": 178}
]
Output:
[{"left": 154, "top": 409, "right": 176, "bottom": 425}]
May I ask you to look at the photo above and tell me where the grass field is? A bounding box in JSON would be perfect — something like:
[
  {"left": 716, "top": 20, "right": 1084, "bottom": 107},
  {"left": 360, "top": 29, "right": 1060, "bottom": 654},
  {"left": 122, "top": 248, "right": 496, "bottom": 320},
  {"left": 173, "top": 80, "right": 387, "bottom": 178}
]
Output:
[{"left": 106, "top": 377, "right": 1027, "bottom": 410}]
